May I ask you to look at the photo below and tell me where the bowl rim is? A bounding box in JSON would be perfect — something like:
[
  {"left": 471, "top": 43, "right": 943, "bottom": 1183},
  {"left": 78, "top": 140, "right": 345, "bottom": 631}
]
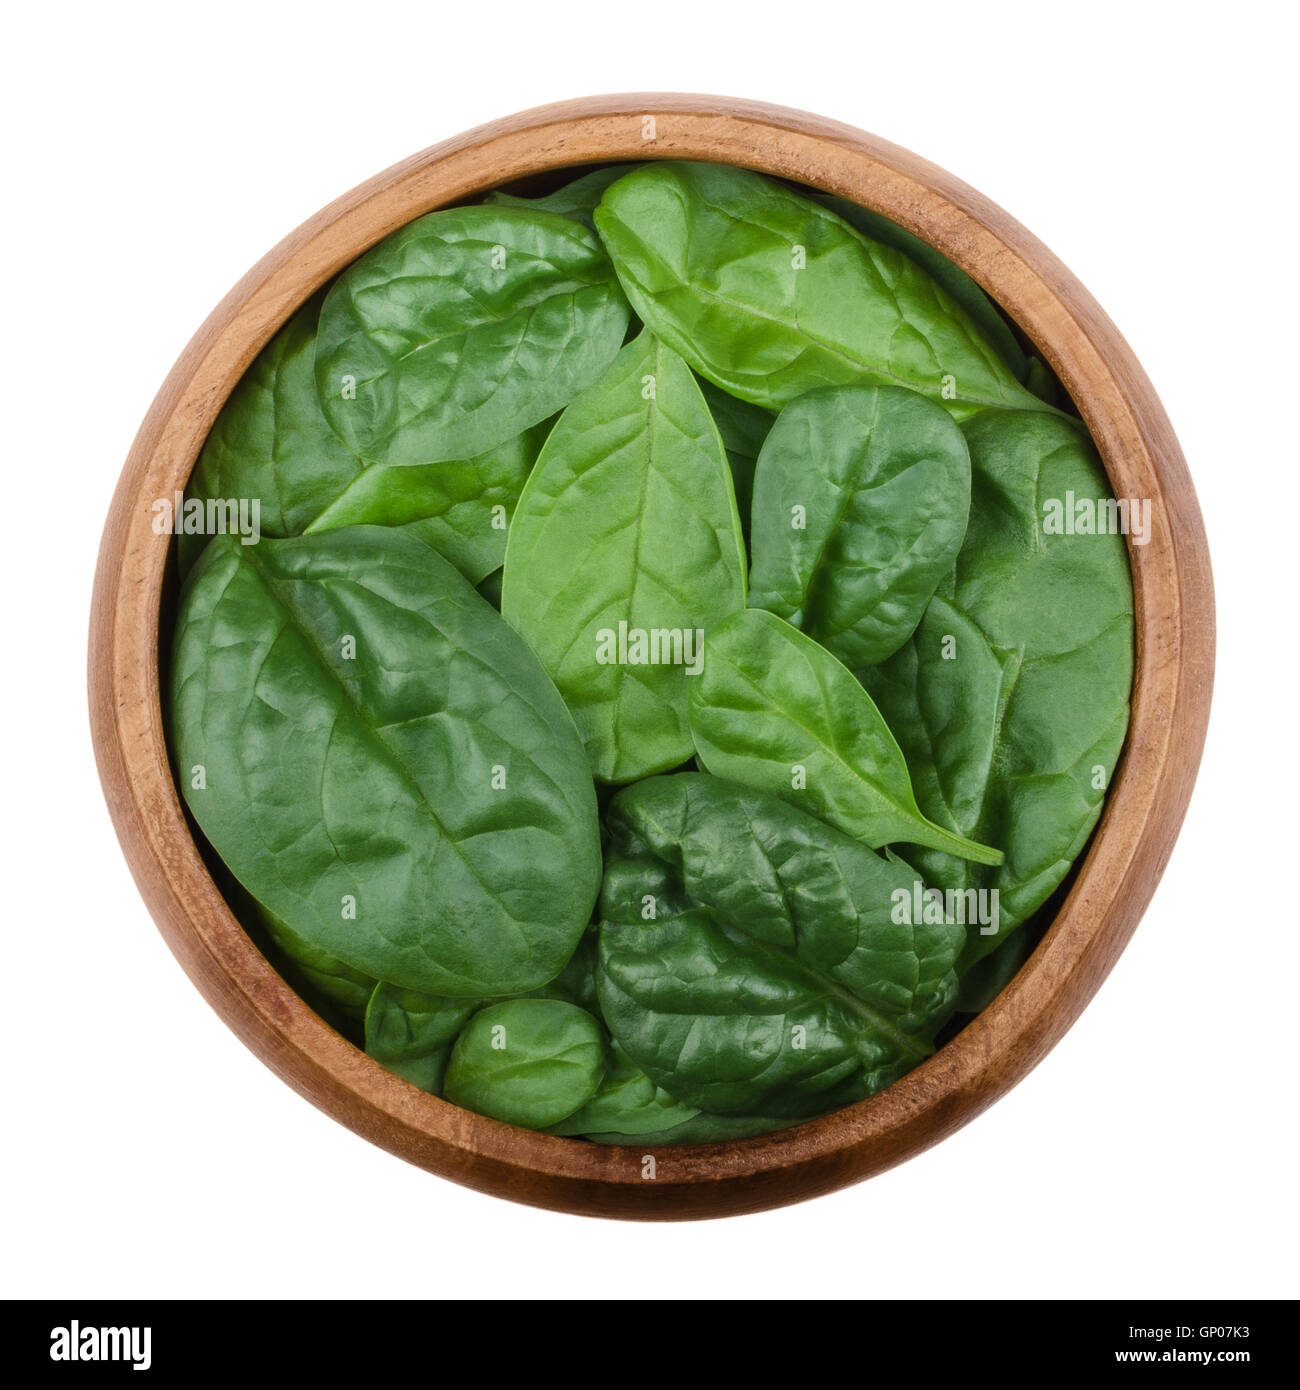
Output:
[{"left": 88, "top": 92, "right": 1215, "bottom": 1221}]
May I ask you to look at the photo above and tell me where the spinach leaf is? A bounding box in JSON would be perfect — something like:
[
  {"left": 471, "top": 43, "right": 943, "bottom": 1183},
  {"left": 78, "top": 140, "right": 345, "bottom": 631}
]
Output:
[
  {"left": 315, "top": 206, "right": 629, "bottom": 464},
  {"left": 170, "top": 526, "right": 601, "bottom": 996},
  {"left": 859, "top": 410, "right": 1133, "bottom": 965},
  {"left": 547, "top": 1041, "right": 700, "bottom": 1137},
  {"left": 181, "top": 296, "right": 364, "bottom": 575},
  {"left": 808, "top": 191, "right": 1031, "bottom": 383},
  {"left": 689, "top": 608, "right": 1003, "bottom": 864},
  {"left": 594, "top": 162, "right": 1051, "bottom": 420},
  {"left": 364, "top": 984, "right": 479, "bottom": 1093},
  {"left": 186, "top": 297, "right": 550, "bottom": 584},
  {"left": 502, "top": 329, "right": 746, "bottom": 782},
  {"left": 697, "top": 376, "right": 774, "bottom": 532},
  {"left": 597, "top": 774, "right": 963, "bottom": 1117},
  {"left": 360, "top": 929, "right": 690, "bottom": 1129},
  {"left": 748, "top": 385, "right": 971, "bottom": 665},
  {"left": 303, "top": 421, "right": 548, "bottom": 584},
  {"left": 443, "top": 999, "right": 607, "bottom": 1128},
  {"left": 261, "top": 906, "right": 376, "bottom": 1022},
  {"left": 485, "top": 165, "right": 641, "bottom": 232},
  {"left": 953, "top": 923, "right": 1038, "bottom": 1014},
  {"left": 361, "top": 929, "right": 598, "bottom": 1093}
]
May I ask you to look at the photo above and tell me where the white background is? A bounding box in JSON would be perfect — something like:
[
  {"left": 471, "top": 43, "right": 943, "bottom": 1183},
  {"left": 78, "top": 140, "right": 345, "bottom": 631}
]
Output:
[{"left": 4, "top": 0, "right": 1296, "bottom": 1301}]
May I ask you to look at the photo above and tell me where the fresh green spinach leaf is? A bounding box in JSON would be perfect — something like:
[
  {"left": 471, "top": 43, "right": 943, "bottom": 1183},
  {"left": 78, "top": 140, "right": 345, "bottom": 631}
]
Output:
[
  {"left": 181, "top": 296, "right": 363, "bottom": 575},
  {"left": 364, "top": 984, "right": 479, "bottom": 1093},
  {"left": 689, "top": 608, "right": 1003, "bottom": 864},
  {"left": 547, "top": 1040, "right": 700, "bottom": 1137},
  {"left": 808, "top": 191, "right": 1031, "bottom": 383},
  {"left": 303, "top": 421, "right": 548, "bottom": 583},
  {"left": 315, "top": 206, "right": 629, "bottom": 464},
  {"left": 171, "top": 526, "right": 602, "bottom": 996},
  {"left": 594, "top": 162, "right": 1051, "bottom": 420},
  {"left": 597, "top": 774, "right": 963, "bottom": 1117},
  {"left": 953, "top": 923, "right": 1039, "bottom": 1014},
  {"left": 361, "top": 929, "right": 598, "bottom": 1093},
  {"left": 186, "top": 297, "right": 550, "bottom": 584},
  {"left": 169, "top": 156, "right": 1135, "bottom": 1146},
  {"left": 859, "top": 410, "right": 1133, "bottom": 965},
  {"left": 485, "top": 165, "right": 642, "bottom": 232},
  {"left": 261, "top": 906, "right": 377, "bottom": 1022},
  {"left": 1023, "top": 355, "right": 1068, "bottom": 408},
  {"left": 748, "top": 384, "right": 971, "bottom": 665},
  {"left": 443, "top": 999, "right": 607, "bottom": 1127},
  {"left": 502, "top": 329, "right": 746, "bottom": 782}
]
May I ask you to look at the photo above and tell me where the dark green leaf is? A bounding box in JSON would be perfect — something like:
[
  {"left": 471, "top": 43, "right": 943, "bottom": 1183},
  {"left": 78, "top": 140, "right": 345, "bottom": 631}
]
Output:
[
  {"left": 170, "top": 526, "right": 601, "bottom": 996},
  {"left": 315, "top": 206, "right": 629, "bottom": 463},
  {"left": 689, "top": 608, "right": 1003, "bottom": 864},
  {"left": 594, "top": 162, "right": 1051, "bottom": 420},
  {"left": 361, "top": 929, "right": 599, "bottom": 1094},
  {"left": 261, "top": 906, "right": 376, "bottom": 1021},
  {"left": 364, "top": 983, "right": 479, "bottom": 1093},
  {"left": 1023, "top": 355, "right": 1067, "bottom": 407},
  {"left": 186, "top": 297, "right": 550, "bottom": 584},
  {"left": 859, "top": 410, "right": 1133, "bottom": 965},
  {"left": 748, "top": 385, "right": 971, "bottom": 665},
  {"left": 597, "top": 774, "right": 963, "bottom": 1117},
  {"left": 444, "top": 999, "right": 607, "bottom": 1127},
  {"left": 808, "top": 191, "right": 1030, "bottom": 382},
  {"left": 547, "top": 1041, "right": 700, "bottom": 1137},
  {"left": 181, "top": 296, "right": 363, "bottom": 574},
  {"left": 953, "top": 923, "right": 1038, "bottom": 1013},
  {"left": 304, "top": 421, "right": 548, "bottom": 584}
]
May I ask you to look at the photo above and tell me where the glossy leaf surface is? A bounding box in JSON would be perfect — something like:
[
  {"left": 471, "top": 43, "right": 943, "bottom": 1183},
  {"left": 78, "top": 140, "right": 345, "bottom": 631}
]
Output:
[
  {"left": 547, "top": 1041, "right": 700, "bottom": 1137},
  {"left": 182, "top": 297, "right": 363, "bottom": 574},
  {"left": 171, "top": 527, "right": 601, "bottom": 996},
  {"left": 859, "top": 410, "right": 1134, "bottom": 964},
  {"left": 597, "top": 774, "right": 963, "bottom": 1116},
  {"left": 187, "top": 297, "right": 548, "bottom": 583},
  {"left": 443, "top": 999, "right": 607, "bottom": 1128},
  {"left": 748, "top": 385, "right": 971, "bottom": 665},
  {"left": 809, "top": 190, "right": 1030, "bottom": 382},
  {"left": 689, "top": 609, "right": 1003, "bottom": 863},
  {"left": 595, "top": 162, "right": 1050, "bottom": 419},
  {"left": 315, "top": 206, "right": 629, "bottom": 463},
  {"left": 502, "top": 330, "right": 746, "bottom": 781},
  {"left": 364, "top": 984, "right": 479, "bottom": 1093},
  {"left": 304, "top": 422, "right": 547, "bottom": 583}
]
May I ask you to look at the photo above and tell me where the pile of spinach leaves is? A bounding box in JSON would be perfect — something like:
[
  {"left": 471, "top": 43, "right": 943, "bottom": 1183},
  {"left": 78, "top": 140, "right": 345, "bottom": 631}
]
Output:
[{"left": 170, "top": 161, "right": 1133, "bottom": 1144}]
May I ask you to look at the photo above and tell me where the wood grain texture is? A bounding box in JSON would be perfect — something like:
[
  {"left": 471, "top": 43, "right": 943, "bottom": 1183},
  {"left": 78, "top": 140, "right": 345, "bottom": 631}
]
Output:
[{"left": 88, "top": 93, "right": 1215, "bottom": 1221}]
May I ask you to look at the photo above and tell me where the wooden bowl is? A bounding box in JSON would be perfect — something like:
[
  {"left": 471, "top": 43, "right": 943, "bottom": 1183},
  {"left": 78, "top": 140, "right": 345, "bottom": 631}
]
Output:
[{"left": 88, "top": 94, "right": 1214, "bottom": 1220}]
